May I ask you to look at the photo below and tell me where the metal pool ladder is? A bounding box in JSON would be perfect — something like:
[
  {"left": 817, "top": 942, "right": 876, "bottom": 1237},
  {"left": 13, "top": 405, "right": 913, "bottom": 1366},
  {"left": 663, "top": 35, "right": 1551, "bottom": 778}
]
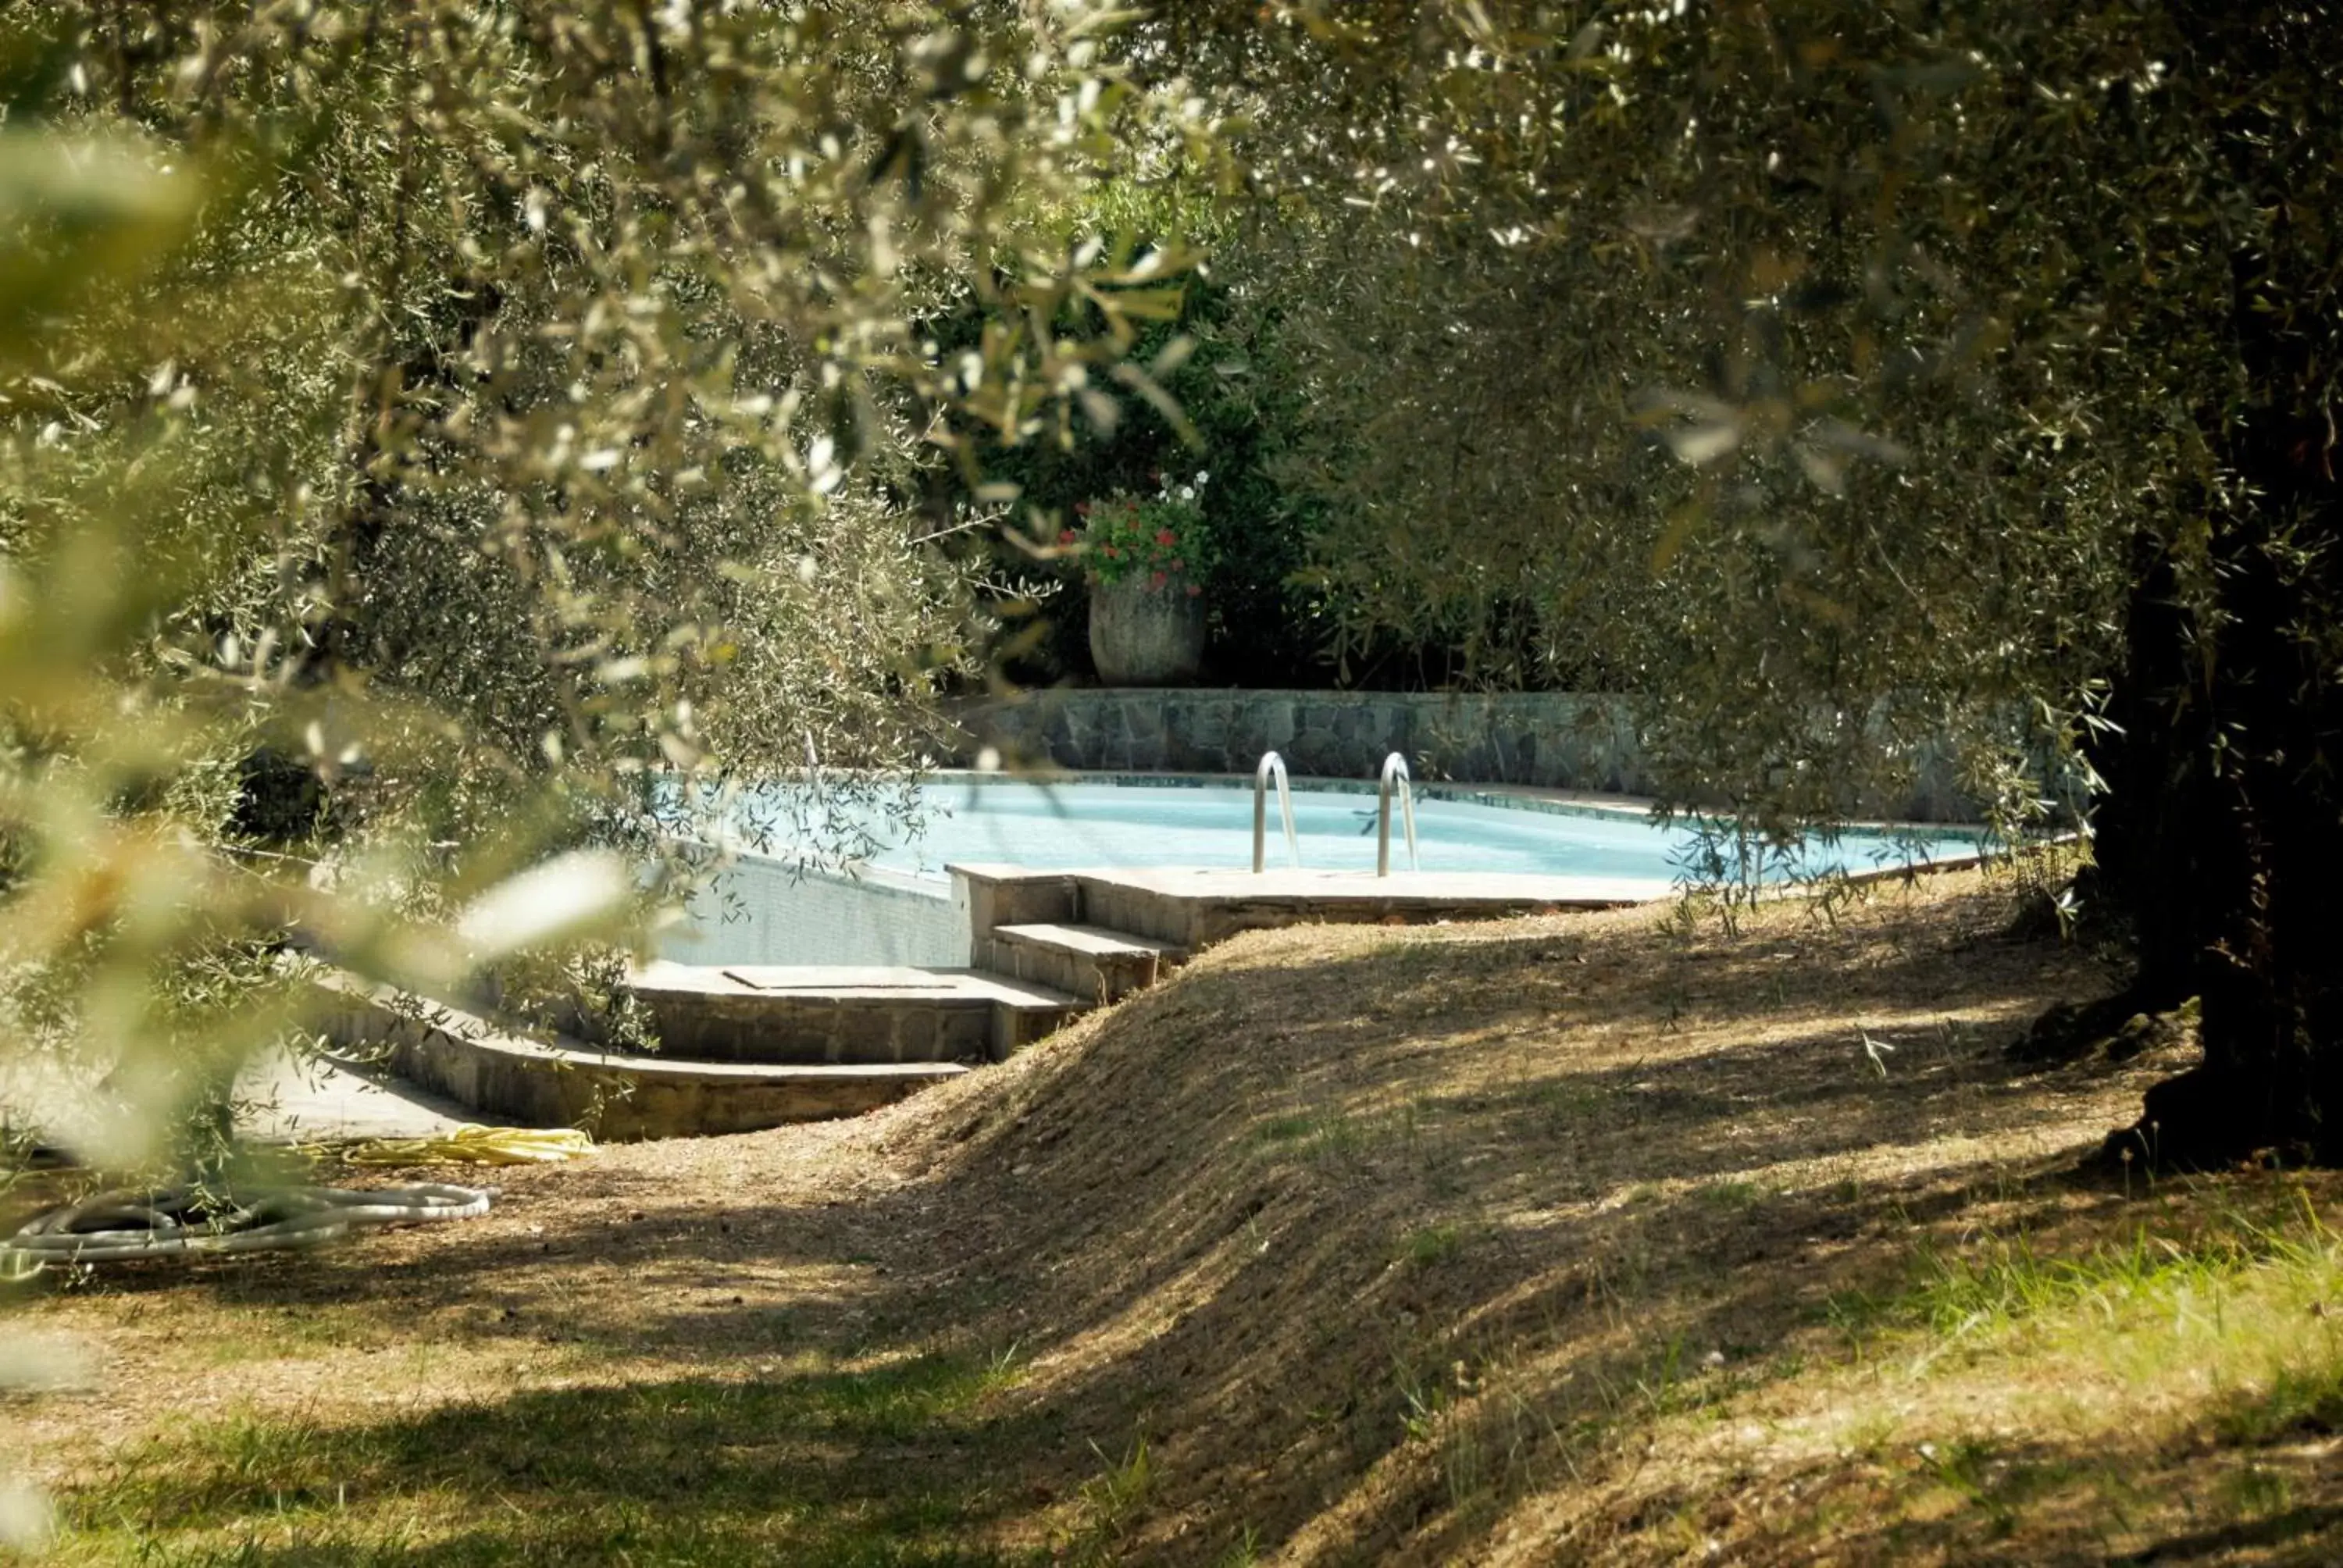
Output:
[
  {"left": 1254, "top": 751, "right": 1301, "bottom": 872},
  {"left": 1377, "top": 752, "right": 1420, "bottom": 876}
]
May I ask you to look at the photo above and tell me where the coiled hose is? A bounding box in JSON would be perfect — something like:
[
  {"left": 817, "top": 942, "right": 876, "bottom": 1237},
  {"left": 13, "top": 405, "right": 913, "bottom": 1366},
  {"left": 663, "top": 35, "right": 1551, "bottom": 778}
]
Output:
[{"left": 0, "top": 1183, "right": 491, "bottom": 1278}]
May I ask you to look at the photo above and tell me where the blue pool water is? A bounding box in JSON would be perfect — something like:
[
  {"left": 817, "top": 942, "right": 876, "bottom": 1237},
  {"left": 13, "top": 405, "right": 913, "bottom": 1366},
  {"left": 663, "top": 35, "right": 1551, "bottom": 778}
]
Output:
[{"left": 726, "top": 776, "right": 1981, "bottom": 886}]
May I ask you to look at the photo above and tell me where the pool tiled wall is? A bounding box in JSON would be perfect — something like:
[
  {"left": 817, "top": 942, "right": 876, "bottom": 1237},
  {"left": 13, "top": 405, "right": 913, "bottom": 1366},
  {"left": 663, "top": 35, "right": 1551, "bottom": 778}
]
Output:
[{"left": 657, "top": 855, "right": 968, "bottom": 968}]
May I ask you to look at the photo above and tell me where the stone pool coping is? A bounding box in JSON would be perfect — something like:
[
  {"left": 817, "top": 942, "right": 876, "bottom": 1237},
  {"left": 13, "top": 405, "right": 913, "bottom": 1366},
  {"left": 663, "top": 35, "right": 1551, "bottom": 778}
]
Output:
[{"left": 915, "top": 768, "right": 1999, "bottom": 839}]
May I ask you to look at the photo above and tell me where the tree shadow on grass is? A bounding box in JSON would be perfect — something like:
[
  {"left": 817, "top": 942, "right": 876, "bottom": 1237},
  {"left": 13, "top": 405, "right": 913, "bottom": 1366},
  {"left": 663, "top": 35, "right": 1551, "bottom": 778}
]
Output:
[
  {"left": 1635, "top": 1402, "right": 2343, "bottom": 1567},
  {"left": 37, "top": 1146, "right": 954, "bottom": 1364},
  {"left": 2112, "top": 1506, "right": 2343, "bottom": 1566},
  {"left": 779, "top": 896, "right": 2177, "bottom": 1559},
  {"left": 45, "top": 884, "right": 2116, "bottom": 1364},
  {"left": 59, "top": 1352, "right": 1068, "bottom": 1566},
  {"left": 880, "top": 895, "right": 2142, "bottom": 1385},
  {"left": 28, "top": 882, "right": 2207, "bottom": 1564},
  {"left": 1373, "top": 1156, "right": 2343, "bottom": 1567}
]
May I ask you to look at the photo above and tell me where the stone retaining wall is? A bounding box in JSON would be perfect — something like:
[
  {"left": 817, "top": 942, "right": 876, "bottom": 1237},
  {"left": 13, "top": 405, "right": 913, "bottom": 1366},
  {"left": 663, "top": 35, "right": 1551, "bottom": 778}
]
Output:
[{"left": 951, "top": 689, "right": 1650, "bottom": 794}]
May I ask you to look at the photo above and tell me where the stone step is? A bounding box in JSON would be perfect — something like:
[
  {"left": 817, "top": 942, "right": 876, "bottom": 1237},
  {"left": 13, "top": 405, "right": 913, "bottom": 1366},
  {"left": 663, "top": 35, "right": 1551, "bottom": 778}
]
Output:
[
  {"left": 305, "top": 968, "right": 968, "bottom": 1139},
  {"left": 952, "top": 970, "right": 1092, "bottom": 1059},
  {"left": 1068, "top": 876, "right": 1201, "bottom": 946},
  {"left": 950, "top": 863, "right": 1080, "bottom": 943},
  {"left": 1070, "top": 868, "right": 1667, "bottom": 946},
  {"left": 979, "top": 922, "right": 1187, "bottom": 1005},
  {"left": 623, "top": 961, "right": 1079, "bottom": 1066}
]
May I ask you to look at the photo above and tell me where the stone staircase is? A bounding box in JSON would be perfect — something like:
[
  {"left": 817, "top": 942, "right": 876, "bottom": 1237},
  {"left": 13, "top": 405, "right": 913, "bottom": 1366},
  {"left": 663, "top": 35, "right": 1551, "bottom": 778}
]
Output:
[
  {"left": 960, "top": 868, "right": 1190, "bottom": 1006},
  {"left": 320, "top": 859, "right": 1655, "bottom": 1139},
  {"left": 621, "top": 867, "right": 1193, "bottom": 1076},
  {"left": 552, "top": 869, "right": 1189, "bottom": 1134},
  {"left": 620, "top": 963, "right": 1086, "bottom": 1068},
  {"left": 979, "top": 923, "right": 1182, "bottom": 1005}
]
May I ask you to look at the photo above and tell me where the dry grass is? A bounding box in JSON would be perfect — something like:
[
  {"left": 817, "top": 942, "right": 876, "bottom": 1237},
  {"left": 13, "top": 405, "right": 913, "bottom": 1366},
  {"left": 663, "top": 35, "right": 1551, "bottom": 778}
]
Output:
[{"left": 5, "top": 866, "right": 2341, "bottom": 1565}]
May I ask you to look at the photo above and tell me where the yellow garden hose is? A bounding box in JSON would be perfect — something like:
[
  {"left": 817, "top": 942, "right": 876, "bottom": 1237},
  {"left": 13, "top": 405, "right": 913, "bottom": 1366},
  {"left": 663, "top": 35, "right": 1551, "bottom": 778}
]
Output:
[{"left": 340, "top": 1124, "right": 594, "bottom": 1167}]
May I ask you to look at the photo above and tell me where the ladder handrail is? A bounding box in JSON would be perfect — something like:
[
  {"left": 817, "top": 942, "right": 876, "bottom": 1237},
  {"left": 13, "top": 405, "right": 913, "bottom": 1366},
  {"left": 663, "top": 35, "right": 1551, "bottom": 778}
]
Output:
[
  {"left": 1377, "top": 753, "right": 1419, "bottom": 876},
  {"left": 1254, "top": 751, "right": 1300, "bottom": 872}
]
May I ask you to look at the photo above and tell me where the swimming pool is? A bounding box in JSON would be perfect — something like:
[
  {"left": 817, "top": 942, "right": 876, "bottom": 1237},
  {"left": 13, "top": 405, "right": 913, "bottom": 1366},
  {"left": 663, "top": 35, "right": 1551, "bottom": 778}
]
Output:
[
  {"left": 655, "top": 774, "right": 1985, "bottom": 968},
  {"left": 719, "top": 774, "right": 1980, "bottom": 884}
]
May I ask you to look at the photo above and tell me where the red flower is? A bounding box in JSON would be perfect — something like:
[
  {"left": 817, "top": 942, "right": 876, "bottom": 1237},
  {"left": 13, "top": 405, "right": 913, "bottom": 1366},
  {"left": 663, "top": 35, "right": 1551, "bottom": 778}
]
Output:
[
  {"left": 1186, "top": 583, "right": 1202, "bottom": 597},
  {"left": 1150, "top": 569, "right": 1168, "bottom": 589},
  {"left": 1155, "top": 528, "right": 1177, "bottom": 547},
  {"left": 1057, "top": 529, "right": 1077, "bottom": 544}
]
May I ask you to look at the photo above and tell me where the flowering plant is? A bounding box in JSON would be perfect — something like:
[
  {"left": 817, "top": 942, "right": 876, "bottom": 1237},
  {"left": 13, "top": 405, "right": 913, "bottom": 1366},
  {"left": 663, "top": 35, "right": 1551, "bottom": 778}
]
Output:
[{"left": 1061, "top": 471, "right": 1218, "bottom": 594}]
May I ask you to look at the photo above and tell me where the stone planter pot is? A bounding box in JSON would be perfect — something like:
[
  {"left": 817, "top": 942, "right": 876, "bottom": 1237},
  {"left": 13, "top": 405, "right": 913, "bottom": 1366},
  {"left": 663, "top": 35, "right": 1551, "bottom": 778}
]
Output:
[{"left": 1088, "top": 575, "right": 1206, "bottom": 686}]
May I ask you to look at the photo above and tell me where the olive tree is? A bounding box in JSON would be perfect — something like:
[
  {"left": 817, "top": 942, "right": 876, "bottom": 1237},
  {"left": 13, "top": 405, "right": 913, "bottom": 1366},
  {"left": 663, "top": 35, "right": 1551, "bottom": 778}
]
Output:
[
  {"left": 1, "top": 1, "right": 1214, "bottom": 1164},
  {"left": 1161, "top": 0, "right": 2343, "bottom": 1162}
]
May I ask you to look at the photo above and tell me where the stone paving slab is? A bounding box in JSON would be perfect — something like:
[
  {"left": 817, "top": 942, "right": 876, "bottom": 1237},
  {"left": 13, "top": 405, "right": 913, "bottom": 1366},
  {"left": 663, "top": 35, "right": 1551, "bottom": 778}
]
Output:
[
  {"left": 637, "top": 960, "right": 975, "bottom": 998},
  {"left": 235, "top": 1044, "right": 509, "bottom": 1144},
  {"left": 631, "top": 960, "right": 1078, "bottom": 1008},
  {"left": 1072, "top": 866, "right": 1678, "bottom": 905},
  {"left": 992, "top": 922, "right": 1185, "bottom": 958}
]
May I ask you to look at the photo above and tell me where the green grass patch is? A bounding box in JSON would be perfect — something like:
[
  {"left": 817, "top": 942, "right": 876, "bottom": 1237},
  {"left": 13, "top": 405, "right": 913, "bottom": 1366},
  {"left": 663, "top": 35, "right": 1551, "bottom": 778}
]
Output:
[
  {"left": 1060, "top": 1437, "right": 1155, "bottom": 1565},
  {"left": 1254, "top": 1113, "right": 1323, "bottom": 1144},
  {"left": 1690, "top": 1180, "right": 1764, "bottom": 1211},
  {"left": 1825, "top": 1192, "right": 2341, "bottom": 1348},
  {"left": 1250, "top": 1111, "right": 1373, "bottom": 1164},
  {"left": 1763, "top": 1189, "right": 2343, "bottom": 1556},
  {"left": 1525, "top": 1078, "right": 1615, "bottom": 1123},
  {"left": 1395, "top": 1224, "right": 1464, "bottom": 1269},
  {"left": 2216, "top": 1357, "right": 2343, "bottom": 1445},
  {"left": 48, "top": 1351, "right": 1043, "bottom": 1566}
]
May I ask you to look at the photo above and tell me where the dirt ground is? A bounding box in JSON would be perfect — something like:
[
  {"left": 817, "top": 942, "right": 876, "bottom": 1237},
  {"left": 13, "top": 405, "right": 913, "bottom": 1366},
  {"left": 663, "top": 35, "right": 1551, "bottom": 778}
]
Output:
[{"left": 6, "top": 867, "right": 2341, "bottom": 1564}]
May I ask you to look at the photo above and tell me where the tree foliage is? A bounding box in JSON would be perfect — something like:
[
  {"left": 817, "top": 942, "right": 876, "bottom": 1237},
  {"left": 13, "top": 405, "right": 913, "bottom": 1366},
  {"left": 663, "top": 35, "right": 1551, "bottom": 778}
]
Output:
[
  {"left": 0, "top": 2, "right": 1211, "bottom": 1164},
  {"left": 1157, "top": 0, "right": 2343, "bottom": 1157},
  {"left": 8, "top": 0, "right": 2338, "bottom": 1181},
  {"left": 933, "top": 240, "right": 1339, "bottom": 687}
]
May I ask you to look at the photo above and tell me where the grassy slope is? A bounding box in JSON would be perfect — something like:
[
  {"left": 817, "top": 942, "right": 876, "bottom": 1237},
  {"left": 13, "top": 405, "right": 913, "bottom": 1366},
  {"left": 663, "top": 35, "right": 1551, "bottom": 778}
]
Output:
[{"left": 5, "top": 868, "right": 2341, "bottom": 1565}]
